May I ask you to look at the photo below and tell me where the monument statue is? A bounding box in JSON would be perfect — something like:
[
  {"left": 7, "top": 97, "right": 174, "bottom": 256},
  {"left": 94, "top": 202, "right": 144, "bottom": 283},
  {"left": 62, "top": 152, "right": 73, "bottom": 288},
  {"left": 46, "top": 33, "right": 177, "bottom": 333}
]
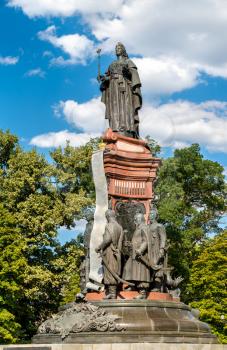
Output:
[
  {"left": 33, "top": 43, "right": 217, "bottom": 345},
  {"left": 95, "top": 209, "right": 124, "bottom": 299},
  {"left": 123, "top": 213, "right": 151, "bottom": 299},
  {"left": 99, "top": 42, "right": 142, "bottom": 138}
]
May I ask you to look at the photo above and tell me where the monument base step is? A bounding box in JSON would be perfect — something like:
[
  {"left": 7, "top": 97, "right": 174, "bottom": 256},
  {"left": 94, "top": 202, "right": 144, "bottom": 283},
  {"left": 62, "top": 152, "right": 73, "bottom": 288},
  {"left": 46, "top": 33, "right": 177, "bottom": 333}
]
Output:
[
  {"left": 0, "top": 343, "right": 225, "bottom": 350},
  {"left": 32, "top": 300, "right": 218, "bottom": 345},
  {"left": 85, "top": 291, "right": 179, "bottom": 302}
]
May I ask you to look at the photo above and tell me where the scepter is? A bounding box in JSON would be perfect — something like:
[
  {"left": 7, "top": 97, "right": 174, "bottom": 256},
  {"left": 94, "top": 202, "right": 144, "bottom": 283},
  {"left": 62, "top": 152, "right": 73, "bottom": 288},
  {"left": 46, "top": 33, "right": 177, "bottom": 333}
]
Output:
[{"left": 96, "top": 48, "right": 102, "bottom": 82}]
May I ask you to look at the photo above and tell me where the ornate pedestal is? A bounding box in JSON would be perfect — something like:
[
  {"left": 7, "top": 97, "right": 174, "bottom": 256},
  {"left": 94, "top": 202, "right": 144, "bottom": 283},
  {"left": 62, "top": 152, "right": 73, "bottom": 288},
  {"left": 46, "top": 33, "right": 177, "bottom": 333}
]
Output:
[
  {"left": 33, "top": 299, "right": 217, "bottom": 344},
  {"left": 32, "top": 129, "right": 218, "bottom": 345},
  {"left": 85, "top": 291, "right": 178, "bottom": 302},
  {"left": 89, "top": 299, "right": 217, "bottom": 344},
  {"left": 103, "top": 129, "right": 160, "bottom": 224}
]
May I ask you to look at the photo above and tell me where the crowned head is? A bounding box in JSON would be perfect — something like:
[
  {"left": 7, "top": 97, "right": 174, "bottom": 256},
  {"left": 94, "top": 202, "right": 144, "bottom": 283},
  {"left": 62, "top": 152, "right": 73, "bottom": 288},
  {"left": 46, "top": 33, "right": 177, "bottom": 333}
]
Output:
[{"left": 115, "top": 42, "right": 128, "bottom": 58}]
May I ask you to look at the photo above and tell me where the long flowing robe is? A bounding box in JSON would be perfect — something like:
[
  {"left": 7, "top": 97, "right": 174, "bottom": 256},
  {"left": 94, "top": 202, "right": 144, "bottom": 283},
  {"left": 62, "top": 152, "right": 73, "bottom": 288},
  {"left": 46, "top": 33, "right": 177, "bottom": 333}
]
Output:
[
  {"left": 101, "top": 58, "right": 142, "bottom": 135},
  {"left": 98, "top": 220, "right": 124, "bottom": 285},
  {"left": 123, "top": 223, "right": 150, "bottom": 284},
  {"left": 147, "top": 222, "right": 166, "bottom": 266}
]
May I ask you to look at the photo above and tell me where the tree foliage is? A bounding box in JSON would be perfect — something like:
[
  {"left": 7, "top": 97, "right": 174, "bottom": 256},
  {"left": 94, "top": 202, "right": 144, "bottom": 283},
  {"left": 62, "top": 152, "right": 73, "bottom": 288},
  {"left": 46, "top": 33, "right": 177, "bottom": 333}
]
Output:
[
  {"left": 156, "top": 144, "right": 226, "bottom": 293},
  {"left": 54, "top": 240, "right": 84, "bottom": 305},
  {"left": 187, "top": 231, "right": 227, "bottom": 343},
  {"left": 0, "top": 204, "right": 24, "bottom": 343},
  {"left": 145, "top": 136, "right": 161, "bottom": 156},
  {"left": 0, "top": 130, "right": 96, "bottom": 343}
]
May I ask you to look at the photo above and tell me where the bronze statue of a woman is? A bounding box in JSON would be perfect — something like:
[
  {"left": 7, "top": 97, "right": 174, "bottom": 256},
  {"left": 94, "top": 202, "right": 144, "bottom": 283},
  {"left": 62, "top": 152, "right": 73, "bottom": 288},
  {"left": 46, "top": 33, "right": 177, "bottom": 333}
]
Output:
[{"left": 99, "top": 43, "right": 142, "bottom": 138}]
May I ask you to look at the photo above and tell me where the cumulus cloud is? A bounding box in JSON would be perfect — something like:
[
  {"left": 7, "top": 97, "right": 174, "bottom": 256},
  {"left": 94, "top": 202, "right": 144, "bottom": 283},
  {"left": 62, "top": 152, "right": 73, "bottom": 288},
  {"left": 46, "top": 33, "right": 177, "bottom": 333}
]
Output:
[
  {"left": 140, "top": 100, "right": 227, "bottom": 152},
  {"left": 7, "top": 0, "right": 123, "bottom": 17},
  {"left": 91, "top": 0, "right": 227, "bottom": 65},
  {"left": 38, "top": 26, "right": 95, "bottom": 65},
  {"left": 31, "top": 96, "right": 227, "bottom": 153},
  {"left": 10, "top": 0, "right": 227, "bottom": 93},
  {"left": 55, "top": 97, "right": 106, "bottom": 133},
  {"left": 91, "top": 0, "right": 227, "bottom": 85},
  {"left": 31, "top": 97, "right": 106, "bottom": 148},
  {"left": 133, "top": 57, "right": 199, "bottom": 96},
  {"left": 25, "top": 67, "right": 45, "bottom": 78},
  {"left": 0, "top": 56, "right": 19, "bottom": 65},
  {"left": 30, "top": 130, "right": 99, "bottom": 148}
]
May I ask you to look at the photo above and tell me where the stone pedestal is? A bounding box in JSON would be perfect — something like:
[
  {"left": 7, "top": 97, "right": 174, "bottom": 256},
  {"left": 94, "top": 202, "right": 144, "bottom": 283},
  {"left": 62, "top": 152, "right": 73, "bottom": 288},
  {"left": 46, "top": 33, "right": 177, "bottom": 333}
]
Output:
[
  {"left": 89, "top": 300, "right": 217, "bottom": 344},
  {"left": 32, "top": 300, "right": 217, "bottom": 345},
  {"left": 85, "top": 291, "right": 178, "bottom": 302},
  {"left": 103, "top": 129, "right": 160, "bottom": 224},
  {"left": 1, "top": 344, "right": 226, "bottom": 350}
]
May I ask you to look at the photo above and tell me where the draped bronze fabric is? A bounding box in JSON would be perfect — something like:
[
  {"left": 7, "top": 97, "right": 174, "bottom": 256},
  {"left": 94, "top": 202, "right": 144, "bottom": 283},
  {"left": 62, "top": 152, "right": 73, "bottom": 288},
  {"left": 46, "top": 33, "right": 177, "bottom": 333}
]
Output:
[
  {"left": 99, "top": 222, "right": 123, "bottom": 285},
  {"left": 123, "top": 224, "right": 150, "bottom": 284},
  {"left": 101, "top": 58, "right": 142, "bottom": 135},
  {"left": 147, "top": 222, "right": 167, "bottom": 266}
]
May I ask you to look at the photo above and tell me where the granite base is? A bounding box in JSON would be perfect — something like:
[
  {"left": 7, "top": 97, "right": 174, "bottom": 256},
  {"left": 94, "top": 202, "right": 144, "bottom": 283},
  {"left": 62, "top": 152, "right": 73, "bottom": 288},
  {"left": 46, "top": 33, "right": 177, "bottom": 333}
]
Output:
[
  {"left": 32, "top": 300, "right": 217, "bottom": 344},
  {"left": 1, "top": 343, "right": 226, "bottom": 350}
]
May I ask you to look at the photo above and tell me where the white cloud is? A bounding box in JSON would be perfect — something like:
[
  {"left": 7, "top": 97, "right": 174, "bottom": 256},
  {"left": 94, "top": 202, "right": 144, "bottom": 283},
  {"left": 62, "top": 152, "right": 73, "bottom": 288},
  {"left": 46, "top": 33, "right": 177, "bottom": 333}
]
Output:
[
  {"left": 140, "top": 100, "right": 227, "bottom": 153},
  {"left": 30, "top": 97, "right": 105, "bottom": 148},
  {"left": 56, "top": 97, "right": 106, "bottom": 133},
  {"left": 133, "top": 57, "right": 199, "bottom": 96},
  {"left": 38, "top": 26, "right": 95, "bottom": 65},
  {"left": 91, "top": 0, "right": 227, "bottom": 65},
  {"left": 10, "top": 0, "right": 227, "bottom": 93},
  {"left": 32, "top": 96, "right": 227, "bottom": 153},
  {"left": 91, "top": 0, "right": 227, "bottom": 85},
  {"left": 7, "top": 0, "right": 123, "bottom": 17},
  {"left": 30, "top": 130, "right": 99, "bottom": 148},
  {"left": 0, "top": 56, "right": 19, "bottom": 65},
  {"left": 25, "top": 67, "right": 46, "bottom": 78}
]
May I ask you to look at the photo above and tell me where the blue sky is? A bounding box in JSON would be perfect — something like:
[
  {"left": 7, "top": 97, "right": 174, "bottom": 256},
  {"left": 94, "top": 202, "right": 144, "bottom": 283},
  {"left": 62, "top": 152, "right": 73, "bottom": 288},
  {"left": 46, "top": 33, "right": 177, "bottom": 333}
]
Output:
[{"left": 1, "top": 0, "right": 227, "bottom": 240}]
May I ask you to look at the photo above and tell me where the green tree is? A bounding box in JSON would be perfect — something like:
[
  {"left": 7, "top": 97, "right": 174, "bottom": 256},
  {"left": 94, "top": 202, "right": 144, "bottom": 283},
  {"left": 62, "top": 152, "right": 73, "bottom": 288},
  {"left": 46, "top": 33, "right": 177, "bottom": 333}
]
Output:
[
  {"left": 145, "top": 136, "right": 161, "bottom": 156},
  {"left": 187, "top": 231, "right": 227, "bottom": 343},
  {"left": 54, "top": 240, "right": 84, "bottom": 304},
  {"left": 0, "top": 130, "right": 18, "bottom": 171},
  {"left": 156, "top": 144, "right": 226, "bottom": 291},
  {"left": 0, "top": 130, "right": 96, "bottom": 342},
  {"left": 50, "top": 139, "right": 99, "bottom": 227},
  {"left": 0, "top": 142, "right": 63, "bottom": 340},
  {"left": 0, "top": 204, "right": 24, "bottom": 343}
]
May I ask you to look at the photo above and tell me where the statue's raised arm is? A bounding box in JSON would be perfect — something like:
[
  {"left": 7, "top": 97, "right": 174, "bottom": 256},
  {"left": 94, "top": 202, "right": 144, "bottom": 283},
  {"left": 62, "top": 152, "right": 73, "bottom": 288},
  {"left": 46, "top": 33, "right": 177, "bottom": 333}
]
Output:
[{"left": 99, "top": 42, "right": 142, "bottom": 139}]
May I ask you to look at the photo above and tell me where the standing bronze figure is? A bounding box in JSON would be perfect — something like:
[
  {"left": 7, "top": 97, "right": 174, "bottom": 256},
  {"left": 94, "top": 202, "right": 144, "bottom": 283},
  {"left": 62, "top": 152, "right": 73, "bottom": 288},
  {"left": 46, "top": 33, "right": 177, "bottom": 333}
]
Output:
[
  {"left": 123, "top": 213, "right": 151, "bottom": 299},
  {"left": 95, "top": 210, "right": 124, "bottom": 299},
  {"left": 79, "top": 211, "right": 94, "bottom": 294},
  {"left": 99, "top": 42, "right": 142, "bottom": 138},
  {"left": 148, "top": 208, "right": 166, "bottom": 267},
  {"left": 147, "top": 208, "right": 167, "bottom": 292}
]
